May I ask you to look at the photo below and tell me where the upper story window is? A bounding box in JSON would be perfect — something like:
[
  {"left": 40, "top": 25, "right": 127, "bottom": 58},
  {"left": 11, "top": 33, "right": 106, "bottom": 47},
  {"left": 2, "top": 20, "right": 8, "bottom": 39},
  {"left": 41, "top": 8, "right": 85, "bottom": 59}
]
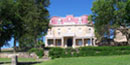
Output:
[
  {"left": 89, "top": 28, "right": 91, "bottom": 30},
  {"left": 58, "top": 28, "right": 61, "bottom": 30},
  {"left": 57, "top": 28, "right": 61, "bottom": 35},
  {"left": 78, "top": 18, "right": 82, "bottom": 24},
  {"left": 86, "top": 28, "right": 92, "bottom": 33},
  {"left": 78, "top": 28, "right": 81, "bottom": 30},
  {"left": 58, "top": 32, "right": 60, "bottom": 35},
  {"left": 78, "top": 28, "right": 82, "bottom": 33},
  {"left": 68, "top": 28, "right": 71, "bottom": 30},
  {"left": 48, "top": 29, "right": 52, "bottom": 35},
  {"left": 50, "top": 32, "right": 52, "bottom": 35},
  {"left": 58, "top": 19, "right": 61, "bottom": 24},
  {"left": 67, "top": 28, "right": 71, "bottom": 33}
]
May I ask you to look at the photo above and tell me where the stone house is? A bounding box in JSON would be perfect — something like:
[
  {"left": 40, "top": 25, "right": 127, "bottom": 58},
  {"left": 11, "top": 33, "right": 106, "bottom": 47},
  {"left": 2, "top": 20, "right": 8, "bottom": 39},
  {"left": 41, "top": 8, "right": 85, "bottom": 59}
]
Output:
[{"left": 45, "top": 15, "right": 96, "bottom": 48}]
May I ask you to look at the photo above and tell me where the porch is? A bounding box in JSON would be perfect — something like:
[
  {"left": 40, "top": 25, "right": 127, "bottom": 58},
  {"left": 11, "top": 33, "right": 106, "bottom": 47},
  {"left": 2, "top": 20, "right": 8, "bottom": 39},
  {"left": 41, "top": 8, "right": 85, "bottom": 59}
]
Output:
[{"left": 45, "top": 37, "right": 96, "bottom": 48}]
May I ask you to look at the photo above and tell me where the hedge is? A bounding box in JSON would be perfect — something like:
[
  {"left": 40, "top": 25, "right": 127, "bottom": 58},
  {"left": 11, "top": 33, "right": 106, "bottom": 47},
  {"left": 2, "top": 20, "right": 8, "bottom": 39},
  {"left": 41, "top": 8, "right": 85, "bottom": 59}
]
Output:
[{"left": 49, "top": 46, "right": 130, "bottom": 59}]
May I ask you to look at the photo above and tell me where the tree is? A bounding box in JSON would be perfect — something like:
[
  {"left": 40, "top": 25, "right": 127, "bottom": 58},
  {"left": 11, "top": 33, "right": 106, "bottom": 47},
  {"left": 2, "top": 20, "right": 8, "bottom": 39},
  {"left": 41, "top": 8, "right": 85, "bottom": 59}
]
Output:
[
  {"left": 92, "top": 0, "right": 115, "bottom": 41},
  {"left": 91, "top": 0, "right": 130, "bottom": 44},
  {"left": 0, "top": 0, "right": 16, "bottom": 52},
  {"left": 0, "top": 0, "right": 50, "bottom": 52},
  {"left": 17, "top": 0, "right": 50, "bottom": 49}
]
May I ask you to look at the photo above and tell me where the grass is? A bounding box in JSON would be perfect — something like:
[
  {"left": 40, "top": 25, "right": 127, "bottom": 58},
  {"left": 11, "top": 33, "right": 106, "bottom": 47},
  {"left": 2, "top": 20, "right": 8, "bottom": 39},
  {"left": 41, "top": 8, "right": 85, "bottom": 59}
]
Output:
[
  {"left": 0, "top": 58, "right": 11, "bottom": 62},
  {"left": 0, "top": 58, "right": 36, "bottom": 62},
  {"left": 0, "top": 58, "right": 37, "bottom": 65},
  {"left": 35, "top": 55, "right": 130, "bottom": 65},
  {"left": 1, "top": 55, "right": 130, "bottom": 65}
]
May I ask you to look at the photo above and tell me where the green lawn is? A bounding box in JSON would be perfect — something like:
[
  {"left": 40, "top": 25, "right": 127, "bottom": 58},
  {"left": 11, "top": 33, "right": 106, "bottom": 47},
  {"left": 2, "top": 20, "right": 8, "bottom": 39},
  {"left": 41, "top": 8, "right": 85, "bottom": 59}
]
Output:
[
  {"left": 0, "top": 58, "right": 36, "bottom": 62},
  {"left": 1, "top": 55, "right": 130, "bottom": 65},
  {"left": 0, "top": 58, "right": 37, "bottom": 65},
  {"left": 35, "top": 55, "right": 130, "bottom": 65}
]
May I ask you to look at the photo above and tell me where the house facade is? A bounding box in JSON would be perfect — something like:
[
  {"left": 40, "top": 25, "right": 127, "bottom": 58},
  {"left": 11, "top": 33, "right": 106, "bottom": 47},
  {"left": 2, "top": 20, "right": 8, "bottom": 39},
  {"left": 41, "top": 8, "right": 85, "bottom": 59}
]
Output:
[{"left": 45, "top": 15, "right": 96, "bottom": 48}]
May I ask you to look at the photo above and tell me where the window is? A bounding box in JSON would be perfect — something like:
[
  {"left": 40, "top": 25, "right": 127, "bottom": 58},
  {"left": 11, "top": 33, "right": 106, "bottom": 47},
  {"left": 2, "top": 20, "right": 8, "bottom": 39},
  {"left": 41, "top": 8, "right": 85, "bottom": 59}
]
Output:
[
  {"left": 58, "top": 28, "right": 60, "bottom": 30},
  {"left": 50, "top": 20, "right": 52, "bottom": 23},
  {"left": 78, "top": 40, "right": 82, "bottom": 46},
  {"left": 78, "top": 18, "right": 82, "bottom": 24},
  {"left": 86, "top": 28, "right": 91, "bottom": 33},
  {"left": 48, "top": 39, "right": 53, "bottom": 45},
  {"left": 58, "top": 19, "right": 61, "bottom": 24},
  {"left": 78, "top": 28, "right": 82, "bottom": 33},
  {"left": 68, "top": 28, "right": 71, "bottom": 32},
  {"left": 68, "top": 18, "right": 71, "bottom": 21},
  {"left": 58, "top": 32, "right": 60, "bottom": 35},
  {"left": 50, "top": 32, "right": 52, "bottom": 35},
  {"left": 57, "top": 39, "right": 61, "bottom": 46},
  {"left": 117, "top": 32, "right": 120, "bottom": 33},
  {"left": 87, "top": 40, "right": 91, "bottom": 45},
  {"left": 78, "top": 28, "right": 81, "bottom": 30},
  {"left": 68, "top": 28, "right": 71, "bottom": 30},
  {"left": 89, "top": 28, "right": 91, "bottom": 30}
]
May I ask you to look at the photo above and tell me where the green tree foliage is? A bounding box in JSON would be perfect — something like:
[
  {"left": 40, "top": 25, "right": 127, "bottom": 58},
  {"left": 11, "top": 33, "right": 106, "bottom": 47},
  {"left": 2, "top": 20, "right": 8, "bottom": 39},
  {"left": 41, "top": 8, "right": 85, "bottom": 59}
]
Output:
[
  {"left": 0, "top": 0, "right": 16, "bottom": 51},
  {"left": 92, "top": 0, "right": 130, "bottom": 43},
  {"left": 17, "top": 0, "right": 50, "bottom": 49},
  {"left": 0, "top": 0, "right": 50, "bottom": 52}
]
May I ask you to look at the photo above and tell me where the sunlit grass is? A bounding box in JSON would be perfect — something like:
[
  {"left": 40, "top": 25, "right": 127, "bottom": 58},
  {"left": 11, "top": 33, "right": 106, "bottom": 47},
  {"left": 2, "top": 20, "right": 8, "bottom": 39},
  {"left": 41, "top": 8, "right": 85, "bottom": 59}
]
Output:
[
  {"left": 35, "top": 55, "right": 130, "bottom": 65},
  {"left": 0, "top": 58, "right": 36, "bottom": 62}
]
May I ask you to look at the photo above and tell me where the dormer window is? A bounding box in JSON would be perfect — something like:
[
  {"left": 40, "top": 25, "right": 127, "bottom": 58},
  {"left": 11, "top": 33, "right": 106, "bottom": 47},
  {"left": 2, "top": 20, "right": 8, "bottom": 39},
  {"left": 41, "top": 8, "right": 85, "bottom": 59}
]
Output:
[
  {"left": 50, "top": 20, "right": 52, "bottom": 23},
  {"left": 58, "top": 19, "right": 61, "bottom": 24},
  {"left": 68, "top": 18, "right": 71, "bottom": 21},
  {"left": 78, "top": 18, "right": 82, "bottom": 24}
]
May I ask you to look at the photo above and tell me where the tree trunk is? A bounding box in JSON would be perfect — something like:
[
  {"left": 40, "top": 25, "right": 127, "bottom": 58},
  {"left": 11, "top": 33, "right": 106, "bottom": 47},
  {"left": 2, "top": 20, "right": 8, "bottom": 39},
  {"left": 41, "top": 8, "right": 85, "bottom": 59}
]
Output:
[
  {"left": 34, "top": 31, "right": 38, "bottom": 48},
  {"left": 0, "top": 47, "right": 1, "bottom": 52},
  {"left": 34, "top": 36, "right": 37, "bottom": 48},
  {"left": 13, "top": 38, "right": 17, "bottom": 53}
]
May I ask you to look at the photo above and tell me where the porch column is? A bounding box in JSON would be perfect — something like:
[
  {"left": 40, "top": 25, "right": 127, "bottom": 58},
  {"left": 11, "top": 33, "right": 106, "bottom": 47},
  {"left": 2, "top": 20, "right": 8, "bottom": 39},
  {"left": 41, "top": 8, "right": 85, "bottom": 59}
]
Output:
[
  {"left": 82, "top": 38, "right": 84, "bottom": 47},
  {"left": 61, "top": 37, "right": 64, "bottom": 47},
  {"left": 93, "top": 38, "right": 96, "bottom": 46},
  {"left": 65, "top": 38, "right": 67, "bottom": 48},
  {"left": 73, "top": 37, "right": 76, "bottom": 48},
  {"left": 45, "top": 38, "right": 48, "bottom": 47},
  {"left": 53, "top": 38, "right": 56, "bottom": 47}
]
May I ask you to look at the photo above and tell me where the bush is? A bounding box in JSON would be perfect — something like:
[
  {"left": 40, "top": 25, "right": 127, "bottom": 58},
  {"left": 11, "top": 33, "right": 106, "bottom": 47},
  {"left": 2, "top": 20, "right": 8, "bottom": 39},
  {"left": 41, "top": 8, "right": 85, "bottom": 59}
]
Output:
[
  {"left": 79, "top": 46, "right": 130, "bottom": 56},
  {"left": 49, "top": 46, "right": 130, "bottom": 59},
  {"left": 28, "top": 48, "right": 37, "bottom": 53},
  {"left": 62, "top": 48, "right": 74, "bottom": 57},
  {"left": 49, "top": 47, "right": 64, "bottom": 59},
  {"left": 28, "top": 48, "right": 44, "bottom": 58}
]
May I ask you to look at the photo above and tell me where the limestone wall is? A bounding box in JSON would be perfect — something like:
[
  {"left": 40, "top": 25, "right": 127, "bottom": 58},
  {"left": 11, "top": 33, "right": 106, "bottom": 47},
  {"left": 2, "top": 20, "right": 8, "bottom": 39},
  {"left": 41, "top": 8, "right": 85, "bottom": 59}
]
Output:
[{"left": 0, "top": 52, "right": 38, "bottom": 58}]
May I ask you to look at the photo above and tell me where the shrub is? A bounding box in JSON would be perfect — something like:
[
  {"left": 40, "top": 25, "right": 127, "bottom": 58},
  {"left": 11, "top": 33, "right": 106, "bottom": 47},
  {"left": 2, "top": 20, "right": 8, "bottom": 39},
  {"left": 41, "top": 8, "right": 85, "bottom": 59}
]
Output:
[
  {"left": 49, "top": 47, "right": 64, "bottom": 59},
  {"left": 28, "top": 48, "right": 44, "bottom": 58},
  {"left": 28, "top": 48, "right": 37, "bottom": 53},
  {"left": 49, "top": 46, "right": 130, "bottom": 59}
]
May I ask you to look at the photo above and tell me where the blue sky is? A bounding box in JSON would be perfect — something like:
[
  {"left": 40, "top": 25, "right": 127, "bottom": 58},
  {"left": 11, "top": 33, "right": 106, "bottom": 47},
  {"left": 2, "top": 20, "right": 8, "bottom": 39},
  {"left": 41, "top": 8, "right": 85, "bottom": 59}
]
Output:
[
  {"left": 48, "top": 0, "right": 94, "bottom": 17},
  {"left": 2, "top": 0, "right": 94, "bottom": 48}
]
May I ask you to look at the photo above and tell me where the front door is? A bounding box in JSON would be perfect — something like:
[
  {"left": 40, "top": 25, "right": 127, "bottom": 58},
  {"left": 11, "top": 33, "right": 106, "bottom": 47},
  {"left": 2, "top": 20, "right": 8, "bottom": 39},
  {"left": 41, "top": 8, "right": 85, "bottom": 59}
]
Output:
[{"left": 67, "top": 38, "right": 73, "bottom": 47}]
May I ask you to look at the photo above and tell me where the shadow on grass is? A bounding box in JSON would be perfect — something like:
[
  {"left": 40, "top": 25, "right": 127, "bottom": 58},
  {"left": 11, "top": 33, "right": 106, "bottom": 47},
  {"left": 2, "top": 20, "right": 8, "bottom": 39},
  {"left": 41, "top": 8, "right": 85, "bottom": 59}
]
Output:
[
  {"left": 0, "top": 61, "right": 42, "bottom": 65},
  {"left": 0, "top": 62, "right": 11, "bottom": 64},
  {"left": 18, "top": 62, "right": 42, "bottom": 65}
]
